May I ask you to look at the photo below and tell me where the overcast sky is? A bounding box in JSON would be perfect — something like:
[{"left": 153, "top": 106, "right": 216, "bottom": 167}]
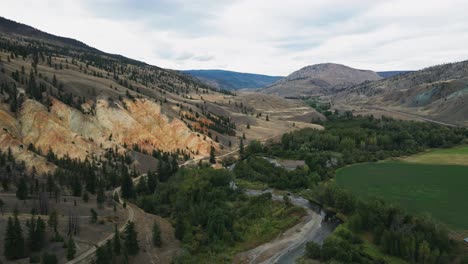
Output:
[{"left": 3, "top": 0, "right": 468, "bottom": 75}]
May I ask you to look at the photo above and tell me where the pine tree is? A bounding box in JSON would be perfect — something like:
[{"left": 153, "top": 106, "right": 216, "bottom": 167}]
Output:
[
  {"left": 5, "top": 214, "right": 26, "bottom": 259},
  {"left": 16, "top": 177, "right": 28, "bottom": 200},
  {"left": 152, "top": 221, "right": 162, "bottom": 247},
  {"left": 28, "top": 215, "right": 45, "bottom": 251},
  {"left": 239, "top": 138, "right": 245, "bottom": 159},
  {"left": 95, "top": 244, "right": 110, "bottom": 264},
  {"left": 121, "top": 174, "right": 134, "bottom": 199},
  {"left": 147, "top": 170, "right": 157, "bottom": 194},
  {"left": 175, "top": 216, "right": 185, "bottom": 241},
  {"left": 4, "top": 217, "right": 15, "bottom": 259},
  {"left": 90, "top": 209, "right": 98, "bottom": 224},
  {"left": 96, "top": 185, "right": 105, "bottom": 209},
  {"left": 209, "top": 146, "right": 216, "bottom": 164},
  {"left": 41, "top": 252, "right": 58, "bottom": 264},
  {"left": 113, "top": 225, "right": 121, "bottom": 255},
  {"left": 124, "top": 221, "right": 139, "bottom": 255},
  {"left": 66, "top": 236, "right": 76, "bottom": 260},
  {"left": 48, "top": 209, "right": 58, "bottom": 233}
]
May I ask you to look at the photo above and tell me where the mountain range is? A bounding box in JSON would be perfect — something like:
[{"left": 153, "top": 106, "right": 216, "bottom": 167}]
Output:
[
  {"left": 182, "top": 69, "right": 282, "bottom": 90},
  {"left": 259, "top": 63, "right": 382, "bottom": 97}
]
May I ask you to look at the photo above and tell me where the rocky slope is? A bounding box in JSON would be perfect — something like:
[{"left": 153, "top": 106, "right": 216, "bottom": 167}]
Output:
[
  {"left": 260, "top": 63, "right": 382, "bottom": 97},
  {"left": 335, "top": 60, "right": 468, "bottom": 126}
]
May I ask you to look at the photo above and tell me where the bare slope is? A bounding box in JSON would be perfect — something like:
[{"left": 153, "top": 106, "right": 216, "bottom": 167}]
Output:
[
  {"left": 0, "top": 16, "right": 320, "bottom": 173},
  {"left": 261, "top": 63, "right": 382, "bottom": 97},
  {"left": 336, "top": 60, "right": 468, "bottom": 126}
]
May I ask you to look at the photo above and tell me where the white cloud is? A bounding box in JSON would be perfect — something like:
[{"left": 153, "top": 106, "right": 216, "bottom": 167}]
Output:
[{"left": 2, "top": 0, "right": 468, "bottom": 75}]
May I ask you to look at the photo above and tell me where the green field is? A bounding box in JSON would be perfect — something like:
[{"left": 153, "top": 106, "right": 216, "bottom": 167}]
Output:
[
  {"left": 336, "top": 161, "right": 468, "bottom": 230},
  {"left": 401, "top": 145, "right": 468, "bottom": 166}
]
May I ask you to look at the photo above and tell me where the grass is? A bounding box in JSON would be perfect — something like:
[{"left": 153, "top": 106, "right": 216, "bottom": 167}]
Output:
[
  {"left": 235, "top": 178, "right": 268, "bottom": 190},
  {"left": 182, "top": 200, "right": 306, "bottom": 263},
  {"left": 336, "top": 161, "right": 468, "bottom": 230},
  {"left": 400, "top": 145, "right": 468, "bottom": 166}
]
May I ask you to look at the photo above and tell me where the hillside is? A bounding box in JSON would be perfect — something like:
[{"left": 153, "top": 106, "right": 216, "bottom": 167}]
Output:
[
  {"left": 182, "top": 69, "right": 282, "bottom": 90},
  {"left": 260, "top": 63, "right": 382, "bottom": 97},
  {"left": 0, "top": 16, "right": 322, "bottom": 174},
  {"left": 377, "top": 71, "right": 414, "bottom": 78},
  {"left": 336, "top": 60, "right": 468, "bottom": 126}
]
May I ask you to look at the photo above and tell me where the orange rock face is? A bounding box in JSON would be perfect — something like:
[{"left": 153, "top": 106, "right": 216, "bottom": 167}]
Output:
[{"left": 0, "top": 97, "right": 215, "bottom": 173}]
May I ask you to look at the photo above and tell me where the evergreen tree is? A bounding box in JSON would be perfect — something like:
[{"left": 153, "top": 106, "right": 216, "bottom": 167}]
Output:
[
  {"left": 16, "top": 177, "right": 28, "bottom": 200},
  {"left": 239, "top": 138, "right": 245, "bottom": 159},
  {"left": 5, "top": 214, "right": 25, "bottom": 259},
  {"left": 121, "top": 174, "right": 134, "bottom": 199},
  {"left": 147, "top": 170, "right": 157, "bottom": 194},
  {"left": 96, "top": 185, "right": 105, "bottom": 209},
  {"left": 209, "top": 146, "right": 216, "bottom": 164},
  {"left": 95, "top": 244, "right": 110, "bottom": 264},
  {"left": 41, "top": 252, "right": 58, "bottom": 264},
  {"left": 71, "top": 176, "right": 82, "bottom": 197},
  {"left": 175, "top": 216, "right": 185, "bottom": 241},
  {"left": 152, "top": 221, "right": 162, "bottom": 247},
  {"left": 90, "top": 209, "right": 98, "bottom": 223},
  {"left": 113, "top": 224, "right": 121, "bottom": 255},
  {"left": 48, "top": 209, "right": 58, "bottom": 233},
  {"left": 28, "top": 215, "right": 46, "bottom": 251},
  {"left": 66, "top": 236, "right": 76, "bottom": 260},
  {"left": 136, "top": 177, "right": 148, "bottom": 195},
  {"left": 4, "top": 217, "right": 15, "bottom": 259},
  {"left": 0, "top": 198, "right": 4, "bottom": 214},
  {"left": 83, "top": 191, "right": 89, "bottom": 203},
  {"left": 123, "top": 221, "right": 139, "bottom": 255}
]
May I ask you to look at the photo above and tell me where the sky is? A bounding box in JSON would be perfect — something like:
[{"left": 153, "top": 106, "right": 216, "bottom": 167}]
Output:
[{"left": 3, "top": 0, "right": 468, "bottom": 75}]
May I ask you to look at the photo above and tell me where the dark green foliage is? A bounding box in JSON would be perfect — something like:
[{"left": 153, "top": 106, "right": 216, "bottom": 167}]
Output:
[
  {"left": 121, "top": 174, "right": 135, "bottom": 199},
  {"left": 146, "top": 170, "right": 157, "bottom": 194},
  {"left": 274, "top": 115, "right": 466, "bottom": 172},
  {"left": 113, "top": 225, "right": 121, "bottom": 255},
  {"left": 305, "top": 241, "right": 321, "bottom": 259},
  {"left": 41, "top": 252, "right": 58, "bottom": 264},
  {"left": 66, "top": 236, "right": 76, "bottom": 260},
  {"left": 4, "top": 214, "right": 25, "bottom": 260},
  {"left": 95, "top": 244, "right": 111, "bottom": 264},
  {"left": 90, "top": 208, "right": 98, "bottom": 223},
  {"left": 209, "top": 146, "right": 216, "bottom": 164},
  {"left": 96, "top": 184, "right": 105, "bottom": 208},
  {"left": 311, "top": 183, "right": 458, "bottom": 264},
  {"left": 234, "top": 156, "right": 318, "bottom": 190},
  {"left": 16, "top": 176, "right": 29, "bottom": 200},
  {"left": 152, "top": 221, "right": 162, "bottom": 247},
  {"left": 27, "top": 215, "right": 46, "bottom": 251},
  {"left": 123, "top": 221, "right": 139, "bottom": 255}
]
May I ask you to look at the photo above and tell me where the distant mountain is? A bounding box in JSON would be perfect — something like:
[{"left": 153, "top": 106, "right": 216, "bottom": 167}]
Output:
[
  {"left": 260, "top": 63, "right": 382, "bottom": 97},
  {"left": 336, "top": 60, "right": 468, "bottom": 126},
  {"left": 182, "top": 69, "right": 283, "bottom": 90},
  {"left": 377, "top": 71, "right": 415, "bottom": 78}
]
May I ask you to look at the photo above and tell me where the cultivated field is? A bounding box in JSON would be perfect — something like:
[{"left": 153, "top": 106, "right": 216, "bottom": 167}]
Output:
[
  {"left": 401, "top": 145, "right": 468, "bottom": 166},
  {"left": 336, "top": 161, "right": 468, "bottom": 231}
]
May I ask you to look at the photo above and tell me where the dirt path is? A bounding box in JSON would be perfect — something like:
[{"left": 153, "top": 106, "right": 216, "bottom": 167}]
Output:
[
  {"left": 66, "top": 176, "right": 140, "bottom": 264},
  {"left": 368, "top": 106, "right": 459, "bottom": 127}
]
